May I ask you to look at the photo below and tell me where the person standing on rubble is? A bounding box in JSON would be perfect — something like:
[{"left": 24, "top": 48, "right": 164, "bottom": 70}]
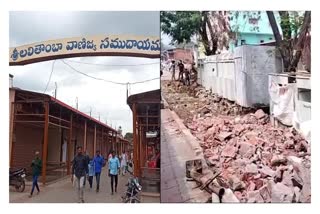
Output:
[
  {"left": 184, "top": 68, "right": 191, "bottom": 86},
  {"left": 191, "top": 62, "right": 197, "bottom": 84},
  {"left": 170, "top": 60, "right": 176, "bottom": 81},
  {"left": 71, "top": 146, "right": 88, "bottom": 203},
  {"left": 178, "top": 60, "right": 185, "bottom": 81}
]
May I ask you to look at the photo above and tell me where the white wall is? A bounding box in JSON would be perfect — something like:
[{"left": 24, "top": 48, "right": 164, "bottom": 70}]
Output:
[
  {"left": 295, "top": 78, "right": 311, "bottom": 124},
  {"left": 202, "top": 52, "right": 236, "bottom": 101},
  {"left": 199, "top": 45, "right": 282, "bottom": 107},
  {"left": 268, "top": 74, "right": 311, "bottom": 142}
]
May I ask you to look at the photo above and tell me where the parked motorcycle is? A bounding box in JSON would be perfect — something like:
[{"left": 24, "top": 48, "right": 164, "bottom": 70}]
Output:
[
  {"left": 9, "top": 168, "right": 26, "bottom": 192},
  {"left": 121, "top": 164, "right": 142, "bottom": 203}
]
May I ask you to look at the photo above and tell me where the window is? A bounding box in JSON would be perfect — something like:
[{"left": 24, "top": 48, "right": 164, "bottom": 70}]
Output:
[
  {"left": 269, "top": 37, "right": 273, "bottom": 40},
  {"left": 298, "top": 88, "right": 311, "bottom": 103},
  {"left": 241, "top": 40, "right": 246, "bottom": 45},
  {"left": 249, "top": 18, "right": 258, "bottom": 24},
  {"left": 260, "top": 40, "right": 264, "bottom": 43}
]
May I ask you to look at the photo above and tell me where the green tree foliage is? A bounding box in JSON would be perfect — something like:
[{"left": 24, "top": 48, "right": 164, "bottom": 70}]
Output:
[
  {"left": 161, "top": 11, "right": 202, "bottom": 45},
  {"left": 161, "top": 11, "right": 230, "bottom": 56},
  {"left": 267, "top": 11, "right": 311, "bottom": 72},
  {"left": 124, "top": 132, "right": 133, "bottom": 142}
]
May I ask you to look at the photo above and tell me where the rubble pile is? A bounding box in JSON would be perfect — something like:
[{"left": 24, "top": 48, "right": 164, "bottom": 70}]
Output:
[
  {"left": 188, "top": 109, "right": 311, "bottom": 203},
  {"left": 162, "top": 79, "right": 311, "bottom": 203},
  {"left": 162, "top": 80, "right": 255, "bottom": 125}
]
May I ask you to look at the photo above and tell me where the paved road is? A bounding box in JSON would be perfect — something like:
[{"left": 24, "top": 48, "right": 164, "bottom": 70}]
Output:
[
  {"left": 10, "top": 168, "right": 158, "bottom": 203},
  {"left": 161, "top": 108, "right": 211, "bottom": 203}
]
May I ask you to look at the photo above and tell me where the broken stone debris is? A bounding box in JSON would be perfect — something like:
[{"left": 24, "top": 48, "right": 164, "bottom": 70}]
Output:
[
  {"left": 271, "top": 182, "right": 294, "bottom": 203},
  {"left": 271, "top": 155, "right": 287, "bottom": 166},
  {"left": 162, "top": 80, "right": 311, "bottom": 203},
  {"left": 254, "top": 109, "right": 266, "bottom": 119},
  {"left": 245, "top": 163, "right": 259, "bottom": 174},
  {"left": 221, "top": 145, "right": 238, "bottom": 158},
  {"left": 221, "top": 188, "right": 240, "bottom": 203}
]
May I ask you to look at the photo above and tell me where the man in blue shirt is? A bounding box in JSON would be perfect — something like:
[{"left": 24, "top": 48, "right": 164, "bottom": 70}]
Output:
[
  {"left": 93, "top": 150, "right": 105, "bottom": 192},
  {"left": 108, "top": 150, "right": 120, "bottom": 195}
]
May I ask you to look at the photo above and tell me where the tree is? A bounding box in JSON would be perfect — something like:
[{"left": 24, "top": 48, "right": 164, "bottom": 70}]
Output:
[
  {"left": 124, "top": 132, "right": 133, "bottom": 142},
  {"left": 161, "top": 11, "right": 201, "bottom": 44},
  {"left": 267, "top": 11, "right": 311, "bottom": 72},
  {"left": 161, "top": 11, "right": 230, "bottom": 56}
]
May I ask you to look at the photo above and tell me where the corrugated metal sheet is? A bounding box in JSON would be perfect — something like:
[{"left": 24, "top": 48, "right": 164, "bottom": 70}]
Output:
[{"left": 11, "top": 124, "right": 43, "bottom": 174}]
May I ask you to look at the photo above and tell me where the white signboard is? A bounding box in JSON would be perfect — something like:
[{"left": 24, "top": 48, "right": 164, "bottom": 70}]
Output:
[{"left": 9, "top": 35, "right": 160, "bottom": 65}]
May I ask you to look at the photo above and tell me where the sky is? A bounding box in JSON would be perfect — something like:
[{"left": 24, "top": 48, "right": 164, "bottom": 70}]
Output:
[{"left": 9, "top": 11, "right": 160, "bottom": 135}]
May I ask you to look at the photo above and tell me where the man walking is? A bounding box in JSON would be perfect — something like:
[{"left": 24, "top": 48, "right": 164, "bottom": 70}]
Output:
[
  {"left": 71, "top": 146, "right": 88, "bottom": 203},
  {"left": 88, "top": 158, "right": 95, "bottom": 189},
  {"left": 29, "top": 151, "right": 42, "bottom": 198},
  {"left": 108, "top": 150, "right": 120, "bottom": 195},
  {"left": 120, "top": 150, "right": 127, "bottom": 176},
  {"left": 93, "top": 150, "right": 104, "bottom": 192}
]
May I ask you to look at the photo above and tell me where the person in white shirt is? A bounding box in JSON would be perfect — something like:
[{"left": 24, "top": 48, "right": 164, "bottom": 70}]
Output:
[
  {"left": 170, "top": 60, "right": 176, "bottom": 81},
  {"left": 120, "top": 150, "right": 127, "bottom": 176}
]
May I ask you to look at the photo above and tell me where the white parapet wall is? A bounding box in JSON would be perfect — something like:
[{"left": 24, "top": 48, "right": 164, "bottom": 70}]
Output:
[
  {"left": 198, "top": 45, "right": 282, "bottom": 107},
  {"left": 268, "top": 73, "right": 311, "bottom": 143}
]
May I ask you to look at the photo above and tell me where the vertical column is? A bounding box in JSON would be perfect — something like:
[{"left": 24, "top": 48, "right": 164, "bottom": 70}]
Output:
[
  {"left": 112, "top": 132, "right": 114, "bottom": 151},
  {"left": 94, "top": 124, "right": 97, "bottom": 153},
  {"left": 115, "top": 133, "right": 117, "bottom": 154},
  {"left": 106, "top": 130, "right": 109, "bottom": 155},
  {"left": 9, "top": 102, "right": 15, "bottom": 167},
  {"left": 142, "top": 126, "right": 146, "bottom": 170},
  {"left": 138, "top": 126, "right": 141, "bottom": 177},
  {"left": 42, "top": 102, "right": 49, "bottom": 185},
  {"left": 67, "top": 114, "right": 73, "bottom": 175},
  {"left": 114, "top": 132, "right": 116, "bottom": 151},
  {"left": 100, "top": 127, "right": 106, "bottom": 154},
  {"left": 133, "top": 103, "right": 138, "bottom": 176},
  {"left": 83, "top": 120, "right": 87, "bottom": 151}
]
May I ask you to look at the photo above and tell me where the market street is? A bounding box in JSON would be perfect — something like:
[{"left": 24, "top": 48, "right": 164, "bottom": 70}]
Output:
[{"left": 10, "top": 168, "right": 158, "bottom": 203}]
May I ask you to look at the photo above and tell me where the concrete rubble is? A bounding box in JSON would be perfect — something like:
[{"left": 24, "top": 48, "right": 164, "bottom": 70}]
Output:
[{"left": 162, "top": 80, "right": 311, "bottom": 203}]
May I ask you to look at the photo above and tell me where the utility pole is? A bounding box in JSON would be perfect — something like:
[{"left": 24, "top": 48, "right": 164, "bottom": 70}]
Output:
[
  {"left": 76, "top": 97, "right": 78, "bottom": 110},
  {"left": 54, "top": 82, "right": 57, "bottom": 99},
  {"left": 126, "top": 83, "right": 129, "bottom": 99},
  {"left": 90, "top": 107, "right": 92, "bottom": 117}
]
